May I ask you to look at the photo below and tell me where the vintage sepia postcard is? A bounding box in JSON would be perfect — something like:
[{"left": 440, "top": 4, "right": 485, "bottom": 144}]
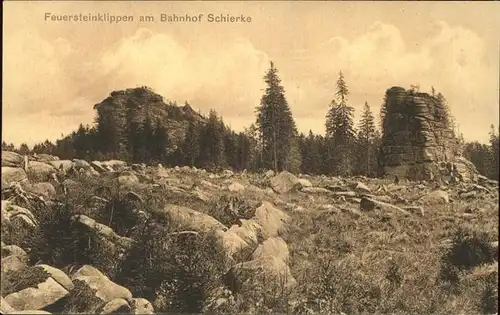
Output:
[{"left": 2, "top": 1, "right": 499, "bottom": 314}]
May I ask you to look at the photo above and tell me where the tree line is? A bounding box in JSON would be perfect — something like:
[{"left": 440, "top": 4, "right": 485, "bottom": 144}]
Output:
[{"left": 2, "top": 62, "right": 499, "bottom": 180}]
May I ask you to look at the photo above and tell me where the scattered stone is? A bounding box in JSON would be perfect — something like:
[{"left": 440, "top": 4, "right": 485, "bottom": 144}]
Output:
[
  {"left": 5, "top": 277, "right": 69, "bottom": 311},
  {"left": 71, "top": 215, "right": 134, "bottom": 250},
  {"left": 130, "top": 298, "right": 154, "bottom": 314},
  {"left": 227, "top": 219, "right": 263, "bottom": 246},
  {"left": 99, "top": 298, "right": 131, "bottom": 314},
  {"left": 228, "top": 182, "right": 245, "bottom": 193},
  {"left": 1, "top": 245, "right": 28, "bottom": 260},
  {"left": 47, "top": 160, "right": 74, "bottom": 173},
  {"left": 71, "top": 265, "right": 133, "bottom": 303},
  {"left": 300, "top": 187, "right": 330, "bottom": 195},
  {"left": 33, "top": 265, "right": 74, "bottom": 291},
  {"left": 270, "top": 171, "right": 301, "bottom": 194},
  {"left": 419, "top": 189, "right": 449, "bottom": 204},
  {"left": 251, "top": 237, "right": 289, "bottom": 263},
  {"left": 224, "top": 255, "right": 296, "bottom": 295},
  {"left": 26, "top": 182, "right": 56, "bottom": 199},
  {"left": 2, "top": 167, "right": 28, "bottom": 186},
  {"left": 1, "top": 297, "right": 15, "bottom": 314},
  {"left": 2, "top": 151, "right": 24, "bottom": 167},
  {"left": 253, "top": 202, "right": 291, "bottom": 238},
  {"left": 1, "top": 255, "right": 28, "bottom": 273},
  {"left": 353, "top": 182, "right": 371, "bottom": 193},
  {"left": 298, "top": 178, "right": 313, "bottom": 188},
  {"left": 26, "top": 161, "right": 56, "bottom": 182},
  {"left": 264, "top": 170, "right": 275, "bottom": 178},
  {"left": 160, "top": 204, "right": 227, "bottom": 233},
  {"left": 360, "top": 197, "right": 410, "bottom": 216},
  {"left": 72, "top": 159, "right": 92, "bottom": 170}
]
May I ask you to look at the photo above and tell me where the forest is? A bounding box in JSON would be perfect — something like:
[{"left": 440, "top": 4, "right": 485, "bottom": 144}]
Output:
[{"left": 3, "top": 62, "right": 499, "bottom": 180}]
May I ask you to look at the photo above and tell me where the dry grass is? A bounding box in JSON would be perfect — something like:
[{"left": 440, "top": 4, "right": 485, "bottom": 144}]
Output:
[{"left": 7, "top": 170, "right": 497, "bottom": 314}]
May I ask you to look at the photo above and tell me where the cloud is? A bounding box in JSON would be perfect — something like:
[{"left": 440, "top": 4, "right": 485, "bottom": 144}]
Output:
[
  {"left": 2, "top": 21, "right": 497, "bottom": 146},
  {"left": 285, "top": 20, "right": 497, "bottom": 139},
  {"left": 98, "top": 28, "right": 270, "bottom": 119}
]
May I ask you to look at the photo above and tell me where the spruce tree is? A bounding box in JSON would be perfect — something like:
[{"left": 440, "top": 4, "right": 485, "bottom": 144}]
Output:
[
  {"left": 255, "top": 61, "right": 298, "bottom": 172},
  {"left": 198, "top": 110, "right": 226, "bottom": 170},
  {"left": 356, "top": 101, "right": 378, "bottom": 176},
  {"left": 181, "top": 121, "right": 201, "bottom": 167},
  {"left": 324, "top": 71, "right": 356, "bottom": 176}
]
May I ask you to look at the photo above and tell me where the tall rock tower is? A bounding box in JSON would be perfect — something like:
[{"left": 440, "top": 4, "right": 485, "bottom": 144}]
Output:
[{"left": 378, "top": 86, "right": 477, "bottom": 181}]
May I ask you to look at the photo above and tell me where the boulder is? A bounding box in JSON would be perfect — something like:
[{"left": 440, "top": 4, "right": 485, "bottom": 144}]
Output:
[
  {"left": 71, "top": 265, "right": 133, "bottom": 303},
  {"left": 1, "top": 167, "right": 28, "bottom": 186},
  {"left": 215, "top": 229, "right": 250, "bottom": 259},
  {"left": 1, "top": 245, "right": 28, "bottom": 260},
  {"left": 227, "top": 219, "right": 263, "bottom": 246},
  {"left": 301, "top": 187, "right": 331, "bottom": 194},
  {"left": 32, "top": 153, "right": 59, "bottom": 163},
  {"left": 224, "top": 255, "right": 296, "bottom": 295},
  {"left": 1, "top": 255, "right": 28, "bottom": 273},
  {"left": 91, "top": 161, "right": 109, "bottom": 173},
  {"left": 47, "top": 160, "right": 74, "bottom": 173},
  {"left": 2, "top": 151, "right": 24, "bottom": 167},
  {"left": 1, "top": 297, "right": 15, "bottom": 314},
  {"left": 4, "top": 277, "right": 69, "bottom": 311},
  {"left": 116, "top": 172, "right": 140, "bottom": 187},
  {"left": 99, "top": 298, "right": 131, "bottom": 314},
  {"left": 33, "top": 265, "right": 74, "bottom": 291},
  {"left": 100, "top": 160, "right": 127, "bottom": 171},
  {"left": 251, "top": 237, "right": 289, "bottom": 263},
  {"left": 264, "top": 170, "right": 275, "bottom": 178},
  {"left": 270, "top": 171, "right": 301, "bottom": 194},
  {"left": 130, "top": 298, "right": 154, "bottom": 314},
  {"left": 2, "top": 200, "right": 38, "bottom": 228},
  {"left": 72, "top": 159, "right": 92, "bottom": 170},
  {"left": 419, "top": 189, "right": 449, "bottom": 204},
  {"left": 298, "top": 178, "right": 313, "bottom": 188},
  {"left": 228, "top": 182, "right": 245, "bottom": 193},
  {"left": 253, "top": 202, "right": 291, "bottom": 238},
  {"left": 160, "top": 204, "right": 227, "bottom": 233},
  {"left": 26, "top": 161, "right": 56, "bottom": 182},
  {"left": 25, "top": 182, "right": 56, "bottom": 199},
  {"left": 71, "top": 215, "right": 134, "bottom": 251},
  {"left": 353, "top": 182, "right": 371, "bottom": 193}
]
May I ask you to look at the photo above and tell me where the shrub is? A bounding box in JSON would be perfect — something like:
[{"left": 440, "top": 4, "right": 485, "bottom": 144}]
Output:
[
  {"left": 115, "top": 218, "right": 230, "bottom": 313},
  {"left": 440, "top": 227, "right": 497, "bottom": 284},
  {"left": 23, "top": 201, "right": 80, "bottom": 268},
  {"left": 60, "top": 279, "right": 105, "bottom": 314},
  {"left": 1, "top": 266, "right": 50, "bottom": 296}
]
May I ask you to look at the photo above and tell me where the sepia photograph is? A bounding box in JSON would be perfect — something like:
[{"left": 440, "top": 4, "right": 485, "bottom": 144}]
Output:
[{"left": 2, "top": 1, "right": 499, "bottom": 314}]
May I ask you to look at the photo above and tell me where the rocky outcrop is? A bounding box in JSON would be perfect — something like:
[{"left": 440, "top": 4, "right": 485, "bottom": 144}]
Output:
[
  {"left": 379, "top": 87, "right": 476, "bottom": 181},
  {"left": 93, "top": 87, "right": 207, "bottom": 151},
  {"left": 2, "top": 151, "right": 24, "bottom": 168}
]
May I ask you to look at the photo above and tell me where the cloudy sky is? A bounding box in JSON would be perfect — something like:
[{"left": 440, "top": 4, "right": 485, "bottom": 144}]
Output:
[{"left": 3, "top": 1, "right": 499, "bottom": 146}]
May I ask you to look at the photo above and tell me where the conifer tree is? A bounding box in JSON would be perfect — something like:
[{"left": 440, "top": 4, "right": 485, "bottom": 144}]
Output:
[
  {"left": 324, "top": 71, "right": 356, "bottom": 176},
  {"left": 255, "top": 61, "right": 298, "bottom": 172},
  {"left": 356, "top": 101, "right": 378, "bottom": 176},
  {"left": 181, "top": 121, "right": 201, "bottom": 167},
  {"left": 198, "top": 109, "right": 226, "bottom": 170}
]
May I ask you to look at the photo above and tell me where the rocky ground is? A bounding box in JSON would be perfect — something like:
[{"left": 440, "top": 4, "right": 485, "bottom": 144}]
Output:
[{"left": 1, "top": 151, "right": 498, "bottom": 314}]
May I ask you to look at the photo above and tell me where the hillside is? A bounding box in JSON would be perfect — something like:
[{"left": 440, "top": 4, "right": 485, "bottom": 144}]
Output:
[{"left": 1, "top": 151, "right": 498, "bottom": 314}]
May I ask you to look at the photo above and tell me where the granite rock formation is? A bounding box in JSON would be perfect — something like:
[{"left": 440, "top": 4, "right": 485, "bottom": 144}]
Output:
[
  {"left": 378, "top": 86, "right": 476, "bottom": 181},
  {"left": 93, "top": 86, "right": 206, "bottom": 152}
]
